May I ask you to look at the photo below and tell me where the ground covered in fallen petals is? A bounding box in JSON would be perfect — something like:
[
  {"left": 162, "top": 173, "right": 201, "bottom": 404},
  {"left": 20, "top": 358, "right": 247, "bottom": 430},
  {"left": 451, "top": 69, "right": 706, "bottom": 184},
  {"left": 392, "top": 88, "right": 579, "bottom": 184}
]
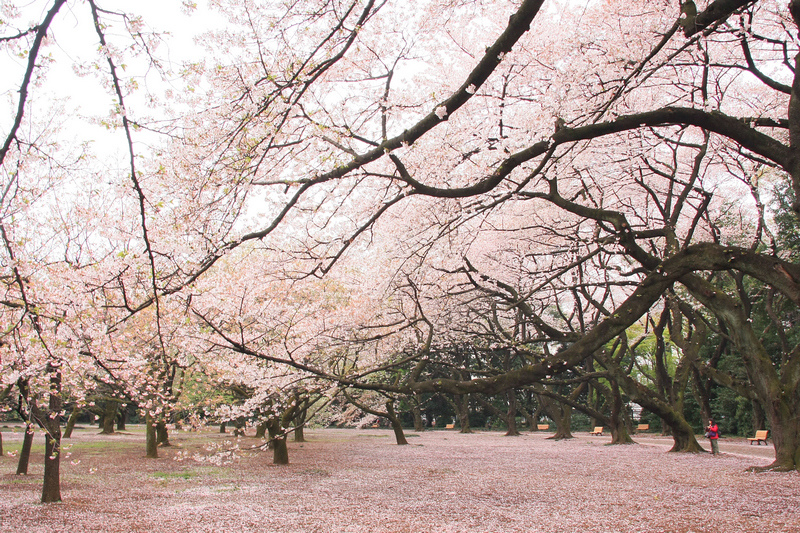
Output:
[{"left": 1, "top": 425, "right": 797, "bottom": 532}]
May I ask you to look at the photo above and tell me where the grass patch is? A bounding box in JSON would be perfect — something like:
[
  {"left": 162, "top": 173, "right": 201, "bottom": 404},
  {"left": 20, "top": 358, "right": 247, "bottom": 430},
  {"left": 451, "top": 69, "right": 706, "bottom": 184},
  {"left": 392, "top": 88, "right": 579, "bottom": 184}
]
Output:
[
  {"left": 1, "top": 443, "right": 46, "bottom": 455},
  {"left": 65, "top": 440, "right": 139, "bottom": 451},
  {"left": 299, "top": 467, "right": 331, "bottom": 477},
  {"left": 153, "top": 471, "right": 195, "bottom": 480}
]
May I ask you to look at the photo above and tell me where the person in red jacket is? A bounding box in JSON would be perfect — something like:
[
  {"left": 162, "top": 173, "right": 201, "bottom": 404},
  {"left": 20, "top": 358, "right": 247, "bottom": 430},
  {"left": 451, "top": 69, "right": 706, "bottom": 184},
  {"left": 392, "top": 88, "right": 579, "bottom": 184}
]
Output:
[{"left": 706, "top": 419, "right": 720, "bottom": 455}]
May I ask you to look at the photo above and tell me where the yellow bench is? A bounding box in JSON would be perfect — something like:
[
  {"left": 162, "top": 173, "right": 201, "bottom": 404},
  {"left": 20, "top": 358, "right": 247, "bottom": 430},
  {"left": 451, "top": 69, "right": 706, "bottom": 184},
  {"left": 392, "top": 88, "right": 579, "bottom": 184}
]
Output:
[
  {"left": 445, "top": 423, "right": 455, "bottom": 429},
  {"left": 536, "top": 424, "right": 549, "bottom": 431},
  {"left": 589, "top": 426, "right": 604, "bottom": 436},
  {"left": 636, "top": 424, "right": 649, "bottom": 432},
  {"left": 747, "top": 430, "right": 769, "bottom": 445}
]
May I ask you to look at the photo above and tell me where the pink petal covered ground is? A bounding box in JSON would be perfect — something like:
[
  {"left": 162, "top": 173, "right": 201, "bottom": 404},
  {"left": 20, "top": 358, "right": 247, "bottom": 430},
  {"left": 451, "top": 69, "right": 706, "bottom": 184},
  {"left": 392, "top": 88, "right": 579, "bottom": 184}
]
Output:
[{"left": 1, "top": 427, "right": 797, "bottom": 532}]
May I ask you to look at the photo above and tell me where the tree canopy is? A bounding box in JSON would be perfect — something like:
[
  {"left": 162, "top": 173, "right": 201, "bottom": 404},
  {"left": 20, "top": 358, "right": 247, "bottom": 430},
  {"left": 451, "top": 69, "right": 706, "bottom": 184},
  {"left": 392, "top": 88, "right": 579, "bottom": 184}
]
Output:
[{"left": 3, "top": 0, "right": 800, "bottom": 502}]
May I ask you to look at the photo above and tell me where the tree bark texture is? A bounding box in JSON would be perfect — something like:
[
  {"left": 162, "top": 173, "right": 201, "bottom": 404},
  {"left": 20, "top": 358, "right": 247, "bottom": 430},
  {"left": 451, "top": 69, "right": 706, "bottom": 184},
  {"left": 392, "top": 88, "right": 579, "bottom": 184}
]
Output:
[
  {"left": 386, "top": 400, "right": 408, "bottom": 445},
  {"left": 268, "top": 419, "right": 289, "bottom": 465},
  {"left": 16, "top": 424, "right": 33, "bottom": 475},
  {"left": 63, "top": 406, "right": 81, "bottom": 439},
  {"left": 145, "top": 413, "right": 158, "bottom": 458},
  {"left": 101, "top": 400, "right": 118, "bottom": 435}
]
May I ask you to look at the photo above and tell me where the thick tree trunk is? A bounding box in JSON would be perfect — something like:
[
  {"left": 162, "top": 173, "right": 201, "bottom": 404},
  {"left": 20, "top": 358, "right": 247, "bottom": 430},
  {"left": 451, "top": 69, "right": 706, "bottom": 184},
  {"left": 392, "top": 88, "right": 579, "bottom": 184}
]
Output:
[
  {"left": 608, "top": 382, "right": 634, "bottom": 445},
  {"left": 386, "top": 401, "right": 408, "bottom": 445},
  {"left": 518, "top": 404, "right": 536, "bottom": 432},
  {"left": 117, "top": 407, "right": 127, "bottom": 431},
  {"left": 16, "top": 423, "right": 34, "bottom": 475},
  {"left": 272, "top": 436, "right": 289, "bottom": 465},
  {"left": 41, "top": 421, "right": 62, "bottom": 502},
  {"left": 145, "top": 413, "right": 158, "bottom": 458},
  {"left": 549, "top": 407, "right": 573, "bottom": 440},
  {"left": 255, "top": 422, "right": 267, "bottom": 439},
  {"left": 598, "top": 346, "right": 702, "bottom": 452},
  {"left": 692, "top": 367, "right": 713, "bottom": 425},
  {"left": 751, "top": 400, "right": 767, "bottom": 431},
  {"left": 219, "top": 422, "right": 227, "bottom": 433},
  {"left": 757, "top": 398, "right": 800, "bottom": 472},
  {"left": 63, "top": 406, "right": 81, "bottom": 439},
  {"left": 101, "top": 401, "right": 117, "bottom": 434},
  {"left": 454, "top": 394, "right": 473, "bottom": 434},
  {"left": 538, "top": 394, "right": 573, "bottom": 440},
  {"left": 505, "top": 390, "right": 521, "bottom": 436},
  {"left": 293, "top": 403, "right": 307, "bottom": 442},
  {"left": 412, "top": 396, "right": 425, "bottom": 432},
  {"left": 619, "top": 382, "right": 702, "bottom": 452},
  {"left": 267, "top": 419, "right": 289, "bottom": 465},
  {"left": 609, "top": 417, "right": 634, "bottom": 445},
  {"left": 156, "top": 419, "right": 171, "bottom": 447},
  {"left": 36, "top": 365, "right": 63, "bottom": 503},
  {"left": 649, "top": 404, "right": 703, "bottom": 452}
]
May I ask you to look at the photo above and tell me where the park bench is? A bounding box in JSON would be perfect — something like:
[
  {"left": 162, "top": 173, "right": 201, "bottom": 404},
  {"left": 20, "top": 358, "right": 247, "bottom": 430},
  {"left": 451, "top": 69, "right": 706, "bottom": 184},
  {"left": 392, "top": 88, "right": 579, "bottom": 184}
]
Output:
[
  {"left": 636, "top": 424, "right": 649, "bottom": 433},
  {"left": 445, "top": 423, "right": 455, "bottom": 429},
  {"left": 537, "top": 424, "right": 550, "bottom": 431},
  {"left": 747, "top": 430, "right": 769, "bottom": 445},
  {"left": 589, "top": 426, "right": 604, "bottom": 436}
]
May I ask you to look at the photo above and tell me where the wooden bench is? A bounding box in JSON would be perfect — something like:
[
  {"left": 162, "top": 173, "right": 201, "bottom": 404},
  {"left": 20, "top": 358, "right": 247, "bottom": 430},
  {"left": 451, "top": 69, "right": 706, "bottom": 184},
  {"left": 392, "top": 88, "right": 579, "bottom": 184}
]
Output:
[
  {"left": 747, "top": 430, "right": 769, "bottom": 445},
  {"left": 636, "top": 424, "right": 649, "bottom": 433},
  {"left": 445, "top": 423, "right": 455, "bottom": 429},
  {"left": 536, "top": 424, "right": 550, "bottom": 431},
  {"left": 589, "top": 426, "right": 604, "bottom": 436}
]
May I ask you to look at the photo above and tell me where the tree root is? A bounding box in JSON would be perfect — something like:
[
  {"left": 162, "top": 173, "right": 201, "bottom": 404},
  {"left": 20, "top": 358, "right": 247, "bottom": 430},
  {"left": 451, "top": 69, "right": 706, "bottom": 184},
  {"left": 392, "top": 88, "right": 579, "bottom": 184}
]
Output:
[{"left": 746, "top": 462, "right": 795, "bottom": 473}]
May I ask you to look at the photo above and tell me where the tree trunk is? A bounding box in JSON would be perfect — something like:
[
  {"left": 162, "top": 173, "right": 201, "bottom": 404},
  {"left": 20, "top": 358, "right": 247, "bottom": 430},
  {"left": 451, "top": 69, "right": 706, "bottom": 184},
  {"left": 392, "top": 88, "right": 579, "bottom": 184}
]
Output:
[
  {"left": 751, "top": 400, "right": 767, "bottom": 431},
  {"left": 458, "top": 400, "right": 472, "bottom": 433},
  {"left": 638, "top": 397, "right": 702, "bottom": 452},
  {"left": 156, "top": 419, "right": 170, "bottom": 447},
  {"left": 757, "top": 396, "right": 800, "bottom": 472},
  {"left": 614, "top": 375, "right": 703, "bottom": 452},
  {"left": 518, "top": 403, "right": 537, "bottom": 432},
  {"left": 38, "top": 364, "right": 63, "bottom": 502},
  {"left": 386, "top": 400, "right": 408, "bottom": 445},
  {"left": 454, "top": 394, "right": 473, "bottom": 434},
  {"left": 255, "top": 422, "right": 267, "bottom": 439},
  {"left": 63, "top": 406, "right": 81, "bottom": 439},
  {"left": 145, "top": 413, "right": 158, "bottom": 458},
  {"left": 549, "top": 406, "right": 573, "bottom": 440},
  {"left": 412, "top": 396, "right": 425, "bottom": 432},
  {"left": 16, "top": 423, "right": 34, "bottom": 475},
  {"left": 117, "top": 407, "right": 127, "bottom": 431},
  {"left": 219, "top": 422, "right": 226, "bottom": 433},
  {"left": 539, "top": 394, "right": 573, "bottom": 440},
  {"left": 692, "top": 367, "right": 713, "bottom": 425},
  {"left": 294, "top": 424, "right": 305, "bottom": 443},
  {"left": 101, "top": 400, "right": 117, "bottom": 434},
  {"left": 505, "top": 390, "right": 521, "bottom": 436},
  {"left": 41, "top": 421, "right": 62, "bottom": 502},
  {"left": 608, "top": 382, "right": 635, "bottom": 445},
  {"left": 267, "top": 419, "right": 289, "bottom": 465},
  {"left": 293, "top": 403, "right": 307, "bottom": 442},
  {"left": 682, "top": 274, "right": 800, "bottom": 469}
]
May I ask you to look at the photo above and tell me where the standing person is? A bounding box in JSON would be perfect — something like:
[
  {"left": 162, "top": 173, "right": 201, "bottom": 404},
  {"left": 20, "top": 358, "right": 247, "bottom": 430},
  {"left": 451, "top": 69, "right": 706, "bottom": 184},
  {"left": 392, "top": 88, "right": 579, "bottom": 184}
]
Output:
[{"left": 706, "top": 419, "right": 720, "bottom": 455}]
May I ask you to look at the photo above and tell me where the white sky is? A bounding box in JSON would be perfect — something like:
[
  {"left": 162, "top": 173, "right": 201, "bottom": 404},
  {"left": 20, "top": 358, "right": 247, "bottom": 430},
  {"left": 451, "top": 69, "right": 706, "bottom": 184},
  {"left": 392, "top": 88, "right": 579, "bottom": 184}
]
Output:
[{"left": 1, "top": 0, "right": 220, "bottom": 156}]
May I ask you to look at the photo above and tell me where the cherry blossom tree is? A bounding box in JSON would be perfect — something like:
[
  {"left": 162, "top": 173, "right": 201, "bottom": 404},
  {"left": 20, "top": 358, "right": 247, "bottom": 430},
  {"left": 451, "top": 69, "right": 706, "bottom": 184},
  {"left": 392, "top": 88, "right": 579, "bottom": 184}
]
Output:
[{"left": 6, "top": 0, "right": 800, "bottom": 488}]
